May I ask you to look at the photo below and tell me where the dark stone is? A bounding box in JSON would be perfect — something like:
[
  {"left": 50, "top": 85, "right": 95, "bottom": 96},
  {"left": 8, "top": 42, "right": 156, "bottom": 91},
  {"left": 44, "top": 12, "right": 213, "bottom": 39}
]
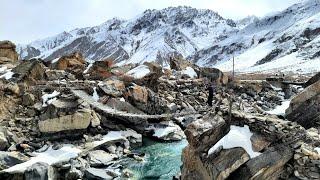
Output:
[
  {"left": 25, "top": 162, "right": 55, "bottom": 180},
  {"left": 304, "top": 72, "right": 320, "bottom": 88},
  {"left": 84, "top": 168, "right": 113, "bottom": 180},
  {"left": 229, "top": 145, "right": 293, "bottom": 180}
]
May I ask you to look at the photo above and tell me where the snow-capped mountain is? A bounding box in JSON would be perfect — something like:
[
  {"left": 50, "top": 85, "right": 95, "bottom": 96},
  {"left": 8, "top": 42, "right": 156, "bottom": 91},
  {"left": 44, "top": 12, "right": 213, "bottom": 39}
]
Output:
[
  {"left": 18, "top": 0, "right": 320, "bottom": 73},
  {"left": 192, "top": 0, "right": 320, "bottom": 73},
  {"left": 17, "top": 6, "right": 237, "bottom": 67}
]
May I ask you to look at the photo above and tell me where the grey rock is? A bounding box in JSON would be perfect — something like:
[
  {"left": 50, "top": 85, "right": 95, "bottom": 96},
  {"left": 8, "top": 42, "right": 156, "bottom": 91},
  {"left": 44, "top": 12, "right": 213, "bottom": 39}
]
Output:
[
  {"left": 88, "top": 150, "right": 117, "bottom": 167},
  {"left": 0, "top": 151, "right": 29, "bottom": 170},
  {"left": 84, "top": 168, "right": 113, "bottom": 180},
  {"left": 25, "top": 162, "right": 56, "bottom": 180}
]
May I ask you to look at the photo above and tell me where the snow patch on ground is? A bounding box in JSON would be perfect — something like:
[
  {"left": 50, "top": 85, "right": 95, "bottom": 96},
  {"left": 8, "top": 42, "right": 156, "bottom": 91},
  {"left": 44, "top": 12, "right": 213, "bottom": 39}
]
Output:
[
  {"left": 92, "top": 87, "right": 99, "bottom": 102},
  {"left": 0, "top": 70, "right": 14, "bottom": 80},
  {"left": 4, "top": 145, "right": 81, "bottom": 173},
  {"left": 181, "top": 67, "right": 197, "bottom": 78},
  {"left": 267, "top": 100, "right": 291, "bottom": 116},
  {"left": 83, "top": 63, "right": 93, "bottom": 74},
  {"left": 315, "top": 147, "right": 320, "bottom": 154},
  {"left": 208, "top": 125, "right": 261, "bottom": 158},
  {"left": 51, "top": 57, "right": 60, "bottom": 64},
  {"left": 126, "top": 65, "right": 150, "bottom": 79},
  {"left": 42, "top": 90, "right": 60, "bottom": 107}
]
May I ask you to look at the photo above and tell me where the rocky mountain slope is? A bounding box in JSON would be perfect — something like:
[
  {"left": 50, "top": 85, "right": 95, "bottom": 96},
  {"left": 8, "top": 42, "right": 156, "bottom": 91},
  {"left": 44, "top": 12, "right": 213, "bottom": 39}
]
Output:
[{"left": 18, "top": 0, "right": 320, "bottom": 74}]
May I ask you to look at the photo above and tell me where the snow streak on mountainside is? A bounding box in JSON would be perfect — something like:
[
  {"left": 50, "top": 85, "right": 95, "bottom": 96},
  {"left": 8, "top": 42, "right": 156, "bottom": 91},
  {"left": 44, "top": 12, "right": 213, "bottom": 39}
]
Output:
[{"left": 18, "top": 0, "right": 320, "bottom": 73}]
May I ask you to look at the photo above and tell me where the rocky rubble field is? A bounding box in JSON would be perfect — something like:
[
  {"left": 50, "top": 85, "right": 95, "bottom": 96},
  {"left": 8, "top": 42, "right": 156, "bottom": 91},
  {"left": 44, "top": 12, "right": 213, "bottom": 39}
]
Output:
[{"left": 0, "top": 40, "right": 319, "bottom": 180}]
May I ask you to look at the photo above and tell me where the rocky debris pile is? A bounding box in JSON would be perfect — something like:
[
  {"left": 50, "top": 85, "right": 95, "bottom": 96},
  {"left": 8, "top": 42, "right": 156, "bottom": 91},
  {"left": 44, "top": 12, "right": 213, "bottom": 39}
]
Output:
[
  {"left": 181, "top": 106, "right": 320, "bottom": 180},
  {"left": 286, "top": 73, "right": 320, "bottom": 128},
  {"left": 0, "top": 46, "right": 319, "bottom": 179},
  {"left": 0, "top": 41, "right": 18, "bottom": 63}
]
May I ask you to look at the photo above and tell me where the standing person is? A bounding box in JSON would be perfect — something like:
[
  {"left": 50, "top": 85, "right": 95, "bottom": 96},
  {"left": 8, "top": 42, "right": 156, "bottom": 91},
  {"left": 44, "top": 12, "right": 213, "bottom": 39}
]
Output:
[{"left": 207, "top": 81, "right": 216, "bottom": 107}]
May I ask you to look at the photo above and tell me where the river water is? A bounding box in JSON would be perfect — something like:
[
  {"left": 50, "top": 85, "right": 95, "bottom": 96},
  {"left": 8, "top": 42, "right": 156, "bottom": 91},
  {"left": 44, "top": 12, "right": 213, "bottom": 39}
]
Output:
[{"left": 126, "top": 138, "right": 188, "bottom": 180}]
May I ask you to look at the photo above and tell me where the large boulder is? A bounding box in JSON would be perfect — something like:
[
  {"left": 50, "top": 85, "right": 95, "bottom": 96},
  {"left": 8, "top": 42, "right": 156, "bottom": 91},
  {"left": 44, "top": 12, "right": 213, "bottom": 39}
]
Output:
[
  {"left": 104, "top": 98, "right": 144, "bottom": 114},
  {"left": 124, "top": 84, "right": 149, "bottom": 104},
  {"left": 24, "top": 162, "right": 56, "bottom": 180},
  {"left": 52, "top": 52, "right": 85, "bottom": 78},
  {"left": 184, "top": 113, "right": 229, "bottom": 152},
  {"left": 84, "top": 168, "right": 113, "bottom": 180},
  {"left": 169, "top": 55, "right": 193, "bottom": 71},
  {"left": 0, "top": 41, "right": 18, "bottom": 62},
  {"left": 38, "top": 109, "right": 93, "bottom": 133},
  {"left": 146, "top": 121, "right": 185, "bottom": 141},
  {"left": 87, "top": 150, "right": 117, "bottom": 167},
  {"left": 0, "top": 151, "right": 29, "bottom": 170},
  {"left": 229, "top": 145, "right": 293, "bottom": 180},
  {"left": 285, "top": 80, "right": 320, "bottom": 128},
  {"left": 12, "top": 59, "right": 46, "bottom": 84},
  {"left": 199, "top": 67, "right": 228, "bottom": 85},
  {"left": 98, "top": 79, "right": 125, "bottom": 97},
  {"left": 125, "top": 62, "right": 163, "bottom": 91},
  {"left": 304, "top": 72, "right": 320, "bottom": 88},
  {"left": 124, "top": 84, "right": 169, "bottom": 114},
  {"left": 86, "top": 59, "right": 113, "bottom": 80},
  {"left": 45, "top": 69, "right": 68, "bottom": 81},
  {"left": 0, "top": 128, "right": 9, "bottom": 150}
]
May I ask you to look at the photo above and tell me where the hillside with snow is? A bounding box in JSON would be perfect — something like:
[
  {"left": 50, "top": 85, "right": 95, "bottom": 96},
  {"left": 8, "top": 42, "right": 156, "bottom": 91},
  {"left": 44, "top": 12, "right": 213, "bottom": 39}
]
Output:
[{"left": 18, "top": 0, "right": 320, "bottom": 74}]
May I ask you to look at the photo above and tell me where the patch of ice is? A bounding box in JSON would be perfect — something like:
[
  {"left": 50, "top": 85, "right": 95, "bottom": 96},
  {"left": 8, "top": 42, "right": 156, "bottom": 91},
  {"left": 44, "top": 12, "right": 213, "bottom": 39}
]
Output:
[
  {"left": 126, "top": 65, "right": 150, "bottom": 79},
  {"left": 42, "top": 90, "right": 60, "bottom": 107},
  {"left": 266, "top": 100, "right": 291, "bottom": 116},
  {"left": 92, "top": 87, "right": 99, "bottom": 102},
  {"left": 208, "top": 125, "right": 261, "bottom": 158},
  {"left": 4, "top": 144, "right": 81, "bottom": 173},
  {"left": 181, "top": 67, "right": 197, "bottom": 78}
]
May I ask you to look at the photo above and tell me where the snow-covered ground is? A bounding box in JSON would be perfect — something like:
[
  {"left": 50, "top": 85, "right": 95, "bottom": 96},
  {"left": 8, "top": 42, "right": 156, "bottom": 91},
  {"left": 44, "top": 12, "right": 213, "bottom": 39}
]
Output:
[
  {"left": 0, "top": 66, "right": 14, "bottom": 80},
  {"left": 267, "top": 100, "right": 291, "bottom": 116},
  {"left": 92, "top": 87, "right": 100, "bottom": 102},
  {"left": 42, "top": 91, "right": 60, "bottom": 107},
  {"left": 181, "top": 67, "right": 197, "bottom": 78},
  {"left": 4, "top": 145, "right": 81, "bottom": 173},
  {"left": 4, "top": 129, "right": 141, "bottom": 173},
  {"left": 126, "top": 65, "right": 150, "bottom": 79},
  {"left": 208, "top": 125, "right": 261, "bottom": 158}
]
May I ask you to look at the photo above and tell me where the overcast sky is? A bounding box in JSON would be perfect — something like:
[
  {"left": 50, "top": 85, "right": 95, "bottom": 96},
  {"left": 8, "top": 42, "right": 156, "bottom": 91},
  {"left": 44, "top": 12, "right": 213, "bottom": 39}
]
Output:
[{"left": 1, "top": 0, "right": 301, "bottom": 44}]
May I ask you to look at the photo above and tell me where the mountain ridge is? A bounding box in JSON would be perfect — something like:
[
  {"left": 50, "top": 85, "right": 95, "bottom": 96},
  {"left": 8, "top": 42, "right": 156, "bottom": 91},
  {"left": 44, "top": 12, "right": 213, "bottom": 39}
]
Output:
[{"left": 17, "top": 1, "right": 320, "bottom": 73}]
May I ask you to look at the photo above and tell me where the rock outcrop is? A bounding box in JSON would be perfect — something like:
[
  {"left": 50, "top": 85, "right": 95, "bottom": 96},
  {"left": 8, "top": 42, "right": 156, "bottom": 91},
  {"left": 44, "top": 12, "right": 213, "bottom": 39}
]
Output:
[
  {"left": 0, "top": 41, "right": 18, "bottom": 62},
  {"left": 286, "top": 80, "right": 320, "bottom": 128},
  {"left": 52, "top": 52, "right": 85, "bottom": 78},
  {"left": 12, "top": 59, "right": 47, "bottom": 84},
  {"left": 38, "top": 110, "right": 93, "bottom": 133},
  {"left": 85, "top": 59, "right": 113, "bottom": 80}
]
